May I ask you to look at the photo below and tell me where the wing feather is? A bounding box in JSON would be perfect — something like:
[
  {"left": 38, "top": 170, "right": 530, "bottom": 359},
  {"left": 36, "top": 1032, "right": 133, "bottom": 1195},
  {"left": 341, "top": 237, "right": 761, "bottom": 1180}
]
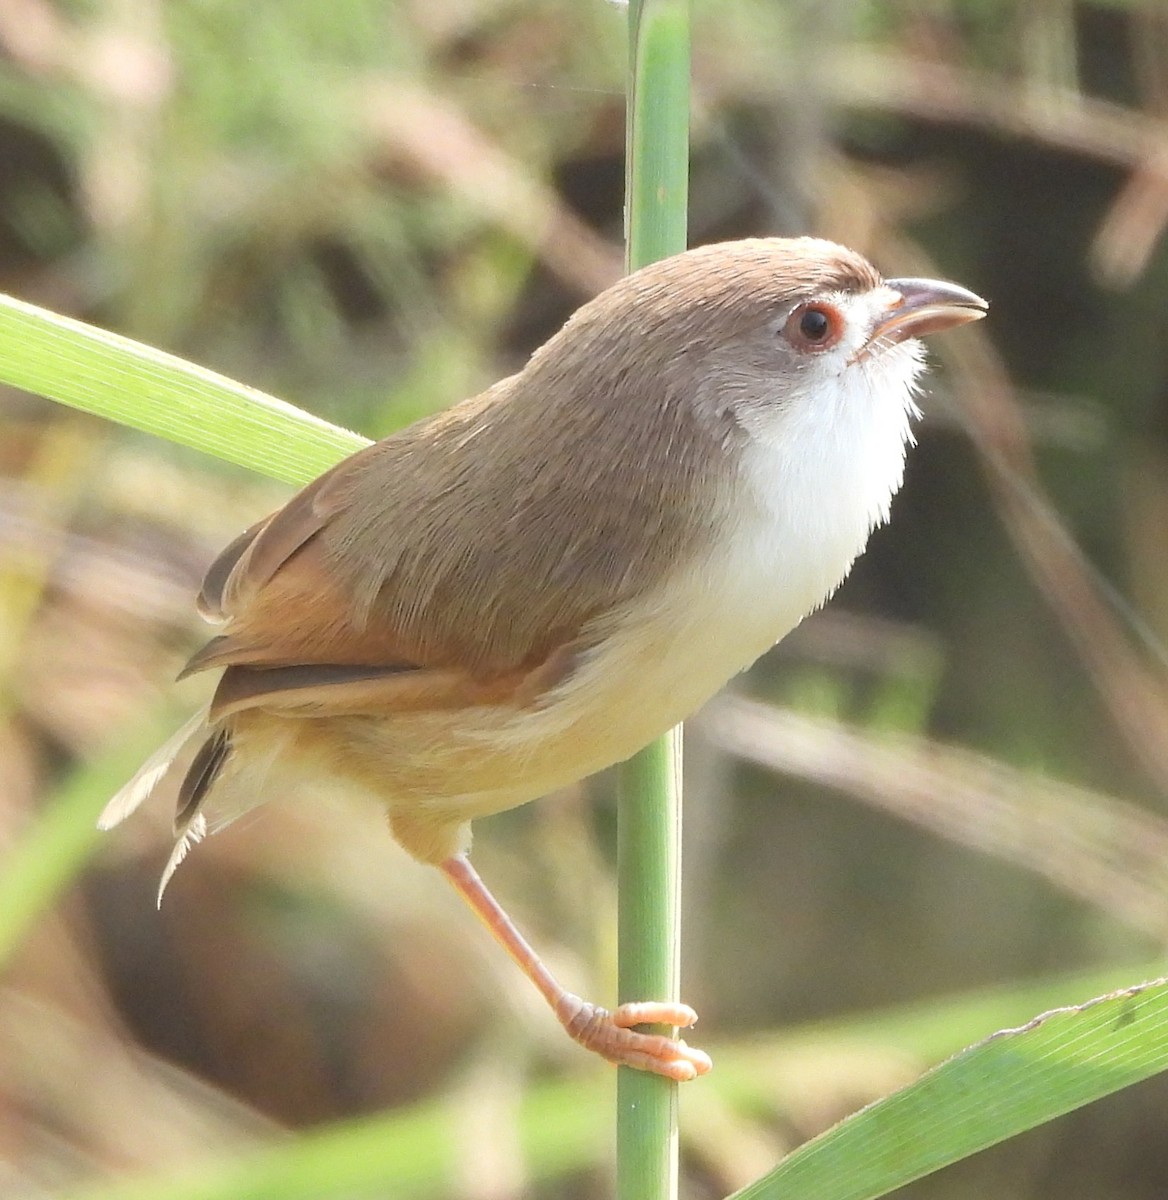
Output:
[{"left": 197, "top": 448, "right": 362, "bottom": 623}]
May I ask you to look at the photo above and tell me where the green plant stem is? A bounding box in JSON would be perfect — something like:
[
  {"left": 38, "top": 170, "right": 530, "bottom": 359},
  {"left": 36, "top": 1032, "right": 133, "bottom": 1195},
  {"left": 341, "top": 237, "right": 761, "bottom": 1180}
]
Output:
[
  {"left": 617, "top": 3, "right": 690, "bottom": 1200},
  {"left": 616, "top": 733, "right": 685, "bottom": 1200}
]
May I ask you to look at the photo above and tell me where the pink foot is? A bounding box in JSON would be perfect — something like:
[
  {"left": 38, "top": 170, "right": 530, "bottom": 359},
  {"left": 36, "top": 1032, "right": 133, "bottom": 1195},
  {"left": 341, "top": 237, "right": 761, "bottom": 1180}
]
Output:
[{"left": 555, "top": 995, "right": 712, "bottom": 1080}]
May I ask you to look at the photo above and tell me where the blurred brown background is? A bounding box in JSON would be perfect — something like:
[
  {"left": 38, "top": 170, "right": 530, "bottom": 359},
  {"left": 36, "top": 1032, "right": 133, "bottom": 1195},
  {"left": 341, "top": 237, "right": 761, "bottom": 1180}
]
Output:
[{"left": 2, "top": 1, "right": 1168, "bottom": 1197}]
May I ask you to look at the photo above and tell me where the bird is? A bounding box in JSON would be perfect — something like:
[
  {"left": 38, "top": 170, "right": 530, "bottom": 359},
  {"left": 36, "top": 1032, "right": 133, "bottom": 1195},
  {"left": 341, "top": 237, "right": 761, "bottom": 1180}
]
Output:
[{"left": 100, "top": 236, "right": 987, "bottom": 1080}]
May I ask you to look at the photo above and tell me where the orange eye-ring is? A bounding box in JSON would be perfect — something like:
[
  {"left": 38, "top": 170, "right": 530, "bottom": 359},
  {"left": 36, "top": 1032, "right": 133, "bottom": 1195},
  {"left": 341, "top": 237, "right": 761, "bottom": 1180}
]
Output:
[{"left": 784, "top": 302, "right": 844, "bottom": 351}]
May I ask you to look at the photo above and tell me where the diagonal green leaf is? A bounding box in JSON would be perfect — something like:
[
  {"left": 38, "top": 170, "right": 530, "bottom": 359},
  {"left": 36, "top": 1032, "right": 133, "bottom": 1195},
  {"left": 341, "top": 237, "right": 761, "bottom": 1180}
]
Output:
[
  {"left": 0, "top": 293, "right": 368, "bottom": 485},
  {"left": 730, "top": 977, "right": 1168, "bottom": 1200}
]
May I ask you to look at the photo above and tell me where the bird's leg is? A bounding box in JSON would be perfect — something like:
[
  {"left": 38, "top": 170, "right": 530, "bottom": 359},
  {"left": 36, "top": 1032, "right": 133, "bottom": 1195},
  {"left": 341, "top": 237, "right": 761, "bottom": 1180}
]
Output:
[{"left": 439, "top": 854, "right": 712, "bottom": 1080}]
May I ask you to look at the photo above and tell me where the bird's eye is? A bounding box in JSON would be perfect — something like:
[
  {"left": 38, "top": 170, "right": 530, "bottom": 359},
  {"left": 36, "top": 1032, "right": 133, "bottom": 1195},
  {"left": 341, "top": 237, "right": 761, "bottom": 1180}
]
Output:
[{"left": 784, "top": 302, "right": 844, "bottom": 351}]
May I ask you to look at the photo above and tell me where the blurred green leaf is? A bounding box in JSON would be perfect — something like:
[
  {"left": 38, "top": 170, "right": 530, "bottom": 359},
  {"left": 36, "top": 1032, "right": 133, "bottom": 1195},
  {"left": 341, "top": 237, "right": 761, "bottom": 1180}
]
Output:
[
  {"left": 0, "top": 711, "right": 186, "bottom": 972},
  {"left": 67, "top": 1072, "right": 613, "bottom": 1200}
]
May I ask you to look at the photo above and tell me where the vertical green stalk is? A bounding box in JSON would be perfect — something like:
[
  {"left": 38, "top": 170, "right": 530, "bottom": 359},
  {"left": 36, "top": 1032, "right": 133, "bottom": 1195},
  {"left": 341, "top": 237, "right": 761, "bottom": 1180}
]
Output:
[{"left": 617, "top": 3, "right": 690, "bottom": 1200}]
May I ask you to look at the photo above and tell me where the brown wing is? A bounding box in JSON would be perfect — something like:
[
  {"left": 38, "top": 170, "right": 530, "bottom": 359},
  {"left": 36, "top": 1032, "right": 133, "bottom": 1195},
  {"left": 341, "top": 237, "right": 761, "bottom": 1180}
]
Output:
[{"left": 181, "top": 303, "right": 722, "bottom": 722}]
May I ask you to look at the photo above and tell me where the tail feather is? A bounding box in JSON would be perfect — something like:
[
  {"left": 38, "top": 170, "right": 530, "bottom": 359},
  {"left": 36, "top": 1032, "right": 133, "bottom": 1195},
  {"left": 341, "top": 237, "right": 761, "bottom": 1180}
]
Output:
[
  {"left": 97, "top": 710, "right": 209, "bottom": 831},
  {"left": 99, "top": 709, "right": 226, "bottom": 906},
  {"left": 102, "top": 708, "right": 284, "bottom": 903},
  {"left": 174, "top": 727, "right": 232, "bottom": 832},
  {"left": 157, "top": 813, "right": 208, "bottom": 907}
]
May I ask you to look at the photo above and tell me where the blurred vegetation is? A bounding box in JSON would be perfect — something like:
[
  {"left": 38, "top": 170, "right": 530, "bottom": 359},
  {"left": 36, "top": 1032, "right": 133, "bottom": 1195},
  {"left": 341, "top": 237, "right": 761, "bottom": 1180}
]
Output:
[{"left": 2, "top": 0, "right": 1168, "bottom": 1196}]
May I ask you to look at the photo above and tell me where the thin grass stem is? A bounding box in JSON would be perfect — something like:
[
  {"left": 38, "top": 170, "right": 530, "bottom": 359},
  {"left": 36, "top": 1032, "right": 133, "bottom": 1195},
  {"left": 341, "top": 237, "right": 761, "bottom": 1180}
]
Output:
[{"left": 616, "top": 3, "right": 690, "bottom": 1199}]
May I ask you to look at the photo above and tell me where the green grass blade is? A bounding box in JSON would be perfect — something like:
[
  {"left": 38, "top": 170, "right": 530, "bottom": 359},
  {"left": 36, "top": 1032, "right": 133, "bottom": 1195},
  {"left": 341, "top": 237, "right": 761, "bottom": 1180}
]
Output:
[
  {"left": 730, "top": 977, "right": 1168, "bottom": 1200},
  {"left": 617, "top": 2, "right": 690, "bottom": 1200},
  {"left": 0, "top": 293, "right": 366, "bottom": 485}
]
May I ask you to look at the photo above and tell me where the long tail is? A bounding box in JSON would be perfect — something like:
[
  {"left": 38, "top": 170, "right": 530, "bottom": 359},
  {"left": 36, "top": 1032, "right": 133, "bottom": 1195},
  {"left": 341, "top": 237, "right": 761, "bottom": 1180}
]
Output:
[{"left": 98, "top": 708, "right": 224, "bottom": 906}]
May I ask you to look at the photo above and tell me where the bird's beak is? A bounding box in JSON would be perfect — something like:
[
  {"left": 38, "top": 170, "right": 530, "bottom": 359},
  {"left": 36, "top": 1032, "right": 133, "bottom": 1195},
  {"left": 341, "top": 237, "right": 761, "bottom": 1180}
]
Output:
[{"left": 870, "top": 277, "right": 989, "bottom": 346}]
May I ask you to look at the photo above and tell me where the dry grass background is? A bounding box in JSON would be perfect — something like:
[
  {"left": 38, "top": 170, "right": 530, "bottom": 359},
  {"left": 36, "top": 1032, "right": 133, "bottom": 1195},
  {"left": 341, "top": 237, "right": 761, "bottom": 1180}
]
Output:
[{"left": 3, "top": 1, "right": 1168, "bottom": 1196}]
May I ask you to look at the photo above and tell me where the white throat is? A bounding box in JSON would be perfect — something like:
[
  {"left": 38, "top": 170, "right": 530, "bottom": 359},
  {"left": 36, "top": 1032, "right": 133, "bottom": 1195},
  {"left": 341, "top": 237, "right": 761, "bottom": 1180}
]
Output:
[{"left": 703, "top": 337, "right": 925, "bottom": 676}]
